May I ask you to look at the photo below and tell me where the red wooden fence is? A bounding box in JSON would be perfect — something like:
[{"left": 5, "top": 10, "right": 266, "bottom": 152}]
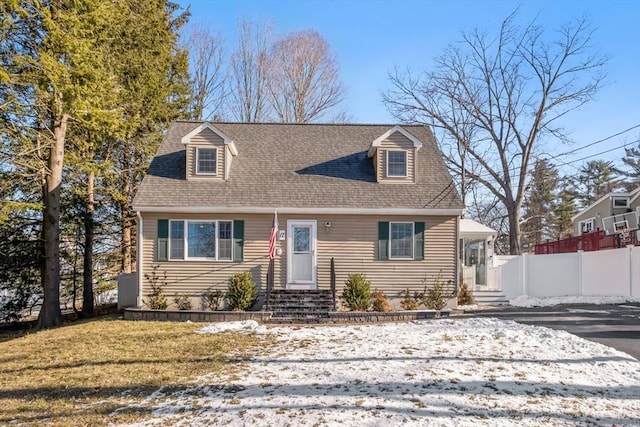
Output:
[{"left": 534, "top": 229, "right": 639, "bottom": 255}]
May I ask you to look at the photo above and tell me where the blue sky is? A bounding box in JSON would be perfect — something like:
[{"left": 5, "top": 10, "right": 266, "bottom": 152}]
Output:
[{"left": 178, "top": 0, "right": 640, "bottom": 171}]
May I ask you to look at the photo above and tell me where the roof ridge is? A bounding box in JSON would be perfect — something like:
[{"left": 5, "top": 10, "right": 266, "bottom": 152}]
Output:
[{"left": 173, "top": 120, "right": 428, "bottom": 128}]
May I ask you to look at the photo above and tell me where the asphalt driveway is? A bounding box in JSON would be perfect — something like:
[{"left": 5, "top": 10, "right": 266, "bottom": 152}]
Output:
[{"left": 465, "top": 303, "right": 640, "bottom": 360}]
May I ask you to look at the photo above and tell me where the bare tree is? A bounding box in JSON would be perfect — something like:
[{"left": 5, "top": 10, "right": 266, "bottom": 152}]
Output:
[
  {"left": 186, "top": 23, "right": 227, "bottom": 121},
  {"left": 383, "top": 13, "right": 607, "bottom": 254},
  {"left": 267, "top": 30, "right": 345, "bottom": 123},
  {"left": 228, "top": 19, "right": 273, "bottom": 122}
]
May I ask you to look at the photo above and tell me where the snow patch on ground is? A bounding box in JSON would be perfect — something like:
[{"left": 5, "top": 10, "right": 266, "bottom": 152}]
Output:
[
  {"left": 195, "top": 320, "right": 270, "bottom": 335},
  {"left": 118, "top": 318, "right": 640, "bottom": 426},
  {"left": 510, "top": 295, "right": 640, "bottom": 307}
]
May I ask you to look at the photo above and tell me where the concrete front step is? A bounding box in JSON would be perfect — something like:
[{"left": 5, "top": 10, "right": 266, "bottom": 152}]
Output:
[
  {"left": 472, "top": 289, "right": 509, "bottom": 306},
  {"left": 267, "top": 289, "right": 336, "bottom": 320},
  {"left": 271, "top": 310, "right": 330, "bottom": 317},
  {"left": 266, "top": 317, "right": 331, "bottom": 324},
  {"left": 272, "top": 308, "right": 333, "bottom": 313}
]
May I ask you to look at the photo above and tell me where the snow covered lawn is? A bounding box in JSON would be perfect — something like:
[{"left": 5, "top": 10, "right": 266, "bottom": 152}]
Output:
[{"left": 121, "top": 318, "right": 640, "bottom": 426}]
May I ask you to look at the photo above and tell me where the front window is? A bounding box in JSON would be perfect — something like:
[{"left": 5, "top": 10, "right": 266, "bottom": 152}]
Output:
[
  {"left": 170, "top": 221, "right": 184, "bottom": 259},
  {"left": 218, "top": 221, "right": 233, "bottom": 260},
  {"left": 169, "top": 220, "right": 232, "bottom": 260},
  {"left": 196, "top": 147, "right": 217, "bottom": 175},
  {"left": 390, "top": 222, "right": 413, "bottom": 259},
  {"left": 387, "top": 150, "right": 407, "bottom": 177},
  {"left": 187, "top": 221, "right": 216, "bottom": 258}
]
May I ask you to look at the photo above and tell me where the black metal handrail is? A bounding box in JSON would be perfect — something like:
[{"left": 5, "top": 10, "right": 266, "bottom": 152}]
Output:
[
  {"left": 330, "top": 257, "right": 336, "bottom": 310},
  {"left": 265, "top": 258, "right": 274, "bottom": 310}
]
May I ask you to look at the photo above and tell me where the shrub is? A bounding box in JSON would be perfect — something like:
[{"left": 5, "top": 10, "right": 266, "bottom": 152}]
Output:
[
  {"left": 372, "top": 290, "right": 393, "bottom": 312},
  {"left": 421, "top": 274, "right": 454, "bottom": 311},
  {"left": 457, "top": 280, "right": 475, "bottom": 306},
  {"left": 173, "top": 294, "right": 192, "bottom": 310},
  {"left": 202, "top": 288, "right": 225, "bottom": 310},
  {"left": 340, "top": 273, "right": 372, "bottom": 311},
  {"left": 399, "top": 289, "right": 421, "bottom": 310},
  {"left": 144, "top": 264, "right": 168, "bottom": 310},
  {"left": 226, "top": 272, "right": 257, "bottom": 311}
]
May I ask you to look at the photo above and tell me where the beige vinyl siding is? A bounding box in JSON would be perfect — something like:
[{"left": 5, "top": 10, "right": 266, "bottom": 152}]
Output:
[
  {"left": 140, "top": 212, "right": 457, "bottom": 309},
  {"left": 142, "top": 213, "right": 279, "bottom": 305},
  {"left": 311, "top": 214, "right": 457, "bottom": 297},
  {"left": 186, "top": 128, "right": 226, "bottom": 181},
  {"left": 225, "top": 145, "right": 234, "bottom": 179},
  {"left": 376, "top": 131, "right": 416, "bottom": 183}
]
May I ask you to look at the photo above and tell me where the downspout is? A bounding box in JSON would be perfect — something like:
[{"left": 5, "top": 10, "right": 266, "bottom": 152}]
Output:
[
  {"left": 455, "top": 216, "right": 460, "bottom": 298},
  {"left": 136, "top": 211, "right": 143, "bottom": 308}
]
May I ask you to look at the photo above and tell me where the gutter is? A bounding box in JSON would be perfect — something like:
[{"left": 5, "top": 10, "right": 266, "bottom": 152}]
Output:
[
  {"left": 132, "top": 206, "right": 465, "bottom": 216},
  {"left": 136, "top": 211, "right": 143, "bottom": 308}
]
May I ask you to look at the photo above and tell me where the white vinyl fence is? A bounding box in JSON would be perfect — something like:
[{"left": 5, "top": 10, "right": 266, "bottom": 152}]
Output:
[{"left": 496, "top": 246, "right": 640, "bottom": 300}]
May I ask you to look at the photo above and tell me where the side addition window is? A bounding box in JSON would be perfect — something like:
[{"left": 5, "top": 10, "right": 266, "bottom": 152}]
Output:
[
  {"left": 387, "top": 151, "right": 407, "bottom": 177},
  {"left": 196, "top": 147, "right": 217, "bottom": 175}
]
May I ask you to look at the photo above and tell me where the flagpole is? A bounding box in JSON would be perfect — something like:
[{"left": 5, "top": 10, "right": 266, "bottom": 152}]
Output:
[{"left": 266, "top": 209, "right": 278, "bottom": 311}]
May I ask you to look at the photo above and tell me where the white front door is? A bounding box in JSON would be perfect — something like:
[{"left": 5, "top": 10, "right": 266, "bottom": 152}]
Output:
[{"left": 287, "top": 220, "right": 317, "bottom": 289}]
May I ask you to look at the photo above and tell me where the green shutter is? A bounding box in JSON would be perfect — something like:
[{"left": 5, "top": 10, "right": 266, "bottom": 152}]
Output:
[
  {"left": 233, "top": 220, "right": 244, "bottom": 262},
  {"left": 378, "top": 221, "right": 389, "bottom": 260},
  {"left": 157, "top": 219, "right": 168, "bottom": 261},
  {"left": 414, "top": 222, "right": 425, "bottom": 261}
]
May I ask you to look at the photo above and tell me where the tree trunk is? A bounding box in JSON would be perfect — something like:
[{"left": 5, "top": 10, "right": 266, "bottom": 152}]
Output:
[
  {"left": 38, "top": 109, "right": 67, "bottom": 329},
  {"left": 121, "top": 154, "right": 133, "bottom": 273},
  {"left": 122, "top": 218, "right": 132, "bottom": 274},
  {"left": 81, "top": 170, "right": 95, "bottom": 318},
  {"left": 507, "top": 205, "right": 522, "bottom": 255}
]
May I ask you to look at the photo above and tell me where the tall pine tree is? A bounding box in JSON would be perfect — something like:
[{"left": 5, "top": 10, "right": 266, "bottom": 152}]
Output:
[{"left": 521, "top": 160, "right": 559, "bottom": 248}]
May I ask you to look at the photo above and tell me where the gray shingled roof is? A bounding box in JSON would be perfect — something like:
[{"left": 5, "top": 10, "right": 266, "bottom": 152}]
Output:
[{"left": 133, "top": 121, "right": 463, "bottom": 211}]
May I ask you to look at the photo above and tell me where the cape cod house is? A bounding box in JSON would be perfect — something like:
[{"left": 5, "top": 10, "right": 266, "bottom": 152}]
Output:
[{"left": 132, "top": 121, "right": 464, "bottom": 311}]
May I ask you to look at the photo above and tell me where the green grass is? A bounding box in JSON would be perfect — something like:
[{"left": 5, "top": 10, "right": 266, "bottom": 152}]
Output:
[{"left": 0, "top": 315, "right": 265, "bottom": 426}]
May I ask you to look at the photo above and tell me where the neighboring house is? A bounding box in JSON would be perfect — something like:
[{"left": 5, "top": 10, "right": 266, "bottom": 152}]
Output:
[
  {"left": 572, "top": 187, "right": 640, "bottom": 236},
  {"left": 132, "top": 121, "right": 464, "bottom": 310}
]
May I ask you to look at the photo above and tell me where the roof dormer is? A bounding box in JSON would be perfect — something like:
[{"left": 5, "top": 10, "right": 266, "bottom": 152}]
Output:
[
  {"left": 182, "top": 123, "right": 237, "bottom": 181},
  {"left": 368, "top": 126, "right": 422, "bottom": 184}
]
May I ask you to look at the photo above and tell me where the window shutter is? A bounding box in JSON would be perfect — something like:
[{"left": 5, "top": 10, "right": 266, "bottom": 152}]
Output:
[
  {"left": 378, "top": 221, "right": 389, "bottom": 260},
  {"left": 157, "top": 219, "right": 168, "bottom": 261},
  {"left": 233, "top": 220, "right": 244, "bottom": 262},
  {"left": 414, "top": 222, "right": 425, "bottom": 261}
]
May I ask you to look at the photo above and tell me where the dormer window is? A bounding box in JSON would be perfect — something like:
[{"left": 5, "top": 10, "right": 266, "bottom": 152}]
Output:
[
  {"left": 612, "top": 197, "right": 629, "bottom": 208},
  {"left": 196, "top": 147, "right": 217, "bottom": 175},
  {"left": 387, "top": 150, "right": 407, "bottom": 177}
]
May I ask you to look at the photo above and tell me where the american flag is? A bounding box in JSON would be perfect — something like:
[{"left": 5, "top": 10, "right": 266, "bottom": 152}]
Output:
[{"left": 268, "top": 209, "right": 279, "bottom": 259}]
